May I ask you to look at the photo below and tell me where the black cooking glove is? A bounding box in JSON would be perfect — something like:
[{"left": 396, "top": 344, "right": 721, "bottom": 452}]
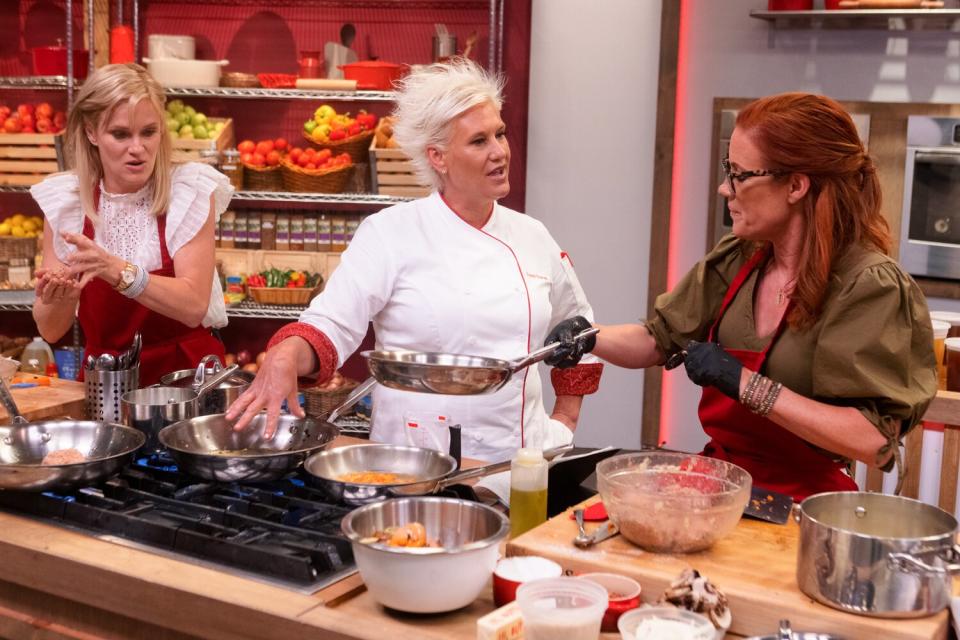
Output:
[
  {"left": 683, "top": 340, "right": 742, "bottom": 400},
  {"left": 543, "top": 316, "right": 596, "bottom": 369}
]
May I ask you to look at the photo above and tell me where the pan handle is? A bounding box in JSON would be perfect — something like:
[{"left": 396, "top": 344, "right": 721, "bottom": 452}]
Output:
[
  {"left": 327, "top": 377, "right": 377, "bottom": 423},
  {"left": 194, "top": 364, "right": 239, "bottom": 398},
  {"left": 888, "top": 544, "right": 960, "bottom": 576},
  {"left": 509, "top": 328, "right": 600, "bottom": 373},
  {"left": 0, "top": 378, "right": 24, "bottom": 421},
  {"left": 434, "top": 444, "right": 574, "bottom": 490}
]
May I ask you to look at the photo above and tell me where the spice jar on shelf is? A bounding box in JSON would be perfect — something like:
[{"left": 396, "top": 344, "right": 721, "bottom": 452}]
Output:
[
  {"left": 331, "top": 216, "right": 347, "bottom": 252},
  {"left": 260, "top": 212, "right": 277, "bottom": 250},
  {"left": 199, "top": 149, "right": 221, "bottom": 169},
  {"left": 7, "top": 258, "right": 32, "bottom": 286},
  {"left": 290, "top": 216, "right": 305, "bottom": 252},
  {"left": 221, "top": 149, "right": 243, "bottom": 191},
  {"left": 317, "top": 214, "right": 332, "bottom": 251},
  {"left": 303, "top": 215, "right": 318, "bottom": 251}
]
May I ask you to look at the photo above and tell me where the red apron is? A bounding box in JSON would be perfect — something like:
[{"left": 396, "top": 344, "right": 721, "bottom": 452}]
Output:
[
  {"left": 77, "top": 195, "right": 224, "bottom": 386},
  {"left": 697, "top": 247, "right": 858, "bottom": 502}
]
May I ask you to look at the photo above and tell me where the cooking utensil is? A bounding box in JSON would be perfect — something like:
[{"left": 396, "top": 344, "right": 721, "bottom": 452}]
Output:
[
  {"left": 574, "top": 508, "right": 590, "bottom": 546},
  {"left": 305, "top": 443, "right": 572, "bottom": 506},
  {"left": 0, "top": 379, "right": 144, "bottom": 491},
  {"left": 121, "top": 365, "right": 238, "bottom": 454},
  {"left": 596, "top": 451, "right": 751, "bottom": 553},
  {"left": 744, "top": 618, "right": 849, "bottom": 640},
  {"left": 573, "top": 517, "right": 620, "bottom": 549},
  {"left": 341, "top": 496, "right": 509, "bottom": 613},
  {"left": 96, "top": 353, "right": 116, "bottom": 371},
  {"left": 160, "top": 355, "right": 253, "bottom": 415},
  {"left": 797, "top": 491, "right": 960, "bottom": 618},
  {"left": 156, "top": 376, "right": 369, "bottom": 482},
  {"left": 340, "top": 61, "right": 407, "bottom": 90},
  {"left": 362, "top": 327, "right": 599, "bottom": 396},
  {"left": 743, "top": 485, "right": 794, "bottom": 524},
  {"left": 324, "top": 23, "right": 358, "bottom": 80}
]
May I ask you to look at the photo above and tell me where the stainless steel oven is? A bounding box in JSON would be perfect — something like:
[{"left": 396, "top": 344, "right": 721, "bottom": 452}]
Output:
[
  {"left": 899, "top": 116, "right": 960, "bottom": 280},
  {"left": 711, "top": 109, "right": 871, "bottom": 247}
]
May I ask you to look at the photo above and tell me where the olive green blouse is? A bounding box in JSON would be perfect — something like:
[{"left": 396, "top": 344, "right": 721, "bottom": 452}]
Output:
[{"left": 646, "top": 234, "right": 938, "bottom": 455}]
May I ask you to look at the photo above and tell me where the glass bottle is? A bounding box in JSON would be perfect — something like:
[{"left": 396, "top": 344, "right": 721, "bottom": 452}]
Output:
[
  {"left": 20, "top": 337, "right": 54, "bottom": 375},
  {"left": 509, "top": 447, "right": 548, "bottom": 538}
]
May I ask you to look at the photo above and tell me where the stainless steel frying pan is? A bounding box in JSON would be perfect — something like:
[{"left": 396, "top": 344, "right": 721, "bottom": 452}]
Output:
[
  {"left": 362, "top": 327, "right": 599, "bottom": 395},
  {"left": 304, "top": 443, "right": 572, "bottom": 505},
  {"left": 0, "top": 379, "right": 145, "bottom": 491}
]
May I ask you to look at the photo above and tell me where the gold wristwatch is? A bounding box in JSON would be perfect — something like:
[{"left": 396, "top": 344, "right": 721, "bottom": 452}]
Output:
[{"left": 114, "top": 262, "right": 138, "bottom": 292}]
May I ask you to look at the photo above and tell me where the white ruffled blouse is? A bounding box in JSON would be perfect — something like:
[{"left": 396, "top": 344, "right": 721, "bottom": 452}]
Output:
[{"left": 30, "top": 162, "right": 233, "bottom": 328}]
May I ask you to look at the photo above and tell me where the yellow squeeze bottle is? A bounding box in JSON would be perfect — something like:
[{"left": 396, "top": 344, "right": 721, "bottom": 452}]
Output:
[{"left": 509, "top": 447, "right": 548, "bottom": 538}]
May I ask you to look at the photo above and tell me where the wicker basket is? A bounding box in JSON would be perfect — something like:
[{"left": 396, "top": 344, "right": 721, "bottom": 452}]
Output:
[
  {"left": 220, "top": 72, "right": 260, "bottom": 88},
  {"left": 242, "top": 164, "right": 283, "bottom": 191},
  {"left": 303, "top": 378, "right": 359, "bottom": 419},
  {"left": 304, "top": 129, "right": 374, "bottom": 164},
  {"left": 248, "top": 287, "right": 313, "bottom": 305},
  {"left": 280, "top": 158, "right": 353, "bottom": 194},
  {"left": 0, "top": 236, "right": 38, "bottom": 262}
]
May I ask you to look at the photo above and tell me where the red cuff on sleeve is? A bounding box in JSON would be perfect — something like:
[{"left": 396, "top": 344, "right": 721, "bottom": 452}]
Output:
[
  {"left": 267, "top": 322, "right": 339, "bottom": 383},
  {"left": 551, "top": 362, "right": 604, "bottom": 396}
]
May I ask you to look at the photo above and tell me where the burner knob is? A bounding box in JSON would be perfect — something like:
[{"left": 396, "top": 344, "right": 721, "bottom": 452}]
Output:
[{"left": 935, "top": 218, "right": 951, "bottom": 235}]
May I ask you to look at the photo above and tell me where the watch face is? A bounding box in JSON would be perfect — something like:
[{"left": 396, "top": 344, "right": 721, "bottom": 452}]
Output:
[{"left": 121, "top": 266, "right": 136, "bottom": 285}]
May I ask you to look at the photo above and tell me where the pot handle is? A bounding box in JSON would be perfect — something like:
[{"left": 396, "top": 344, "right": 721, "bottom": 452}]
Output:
[
  {"left": 194, "top": 364, "right": 239, "bottom": 398},
  {"left": 508, "top": 328, "right": 599, "bottom": 372},
  {"left": 888, "top": 544, "right": 960, "bottom": 576},
  {"left": 326, "top": 377, "right": 376, "bottom": 423},
  {"left": 435, "top": 443, "right": 573, "bottom": 489}
]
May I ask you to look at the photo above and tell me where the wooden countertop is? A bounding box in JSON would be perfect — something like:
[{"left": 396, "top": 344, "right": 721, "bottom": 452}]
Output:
[{"left": 0, "top": 377, "right": 85, "bottom": 423}]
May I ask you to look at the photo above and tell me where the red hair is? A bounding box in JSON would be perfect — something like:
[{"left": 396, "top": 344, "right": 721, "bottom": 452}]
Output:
[{"left": 736, "top": 93, "right": 890, "bottom": 331}]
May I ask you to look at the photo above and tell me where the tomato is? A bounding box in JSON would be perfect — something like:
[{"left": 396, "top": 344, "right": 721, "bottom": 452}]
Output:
[
  {"left": 289, "top": 148, "right": 302, "bottom": 162},
  {"left": 255, "top": 140, "right": 274, "bottom": 155},
  {"left": 240, "top": 152, "right": 254, "bottom": 165},
  {"left": 305, "top": 162, "right": 317, "bottom": 170},
  {"left": 296, "top": 154, "right": 310, "bottom": 168},
  {"left": 251, "top": 152, "right": 266, "bottom": 167},
  {"left": 316, "top": 148, "right": 332, "bottom": 163},
  {"left": 238, "top": 139, "right": 256, "bottom": 154},
  {"left": 304, "top": 147, "right": 316, "bottom": 157},
  {"left": 274, "top": 137, "right": 288, "bottom": 151},
  {"left": 266, "top": 150, "right": 281, "bottom": 166},
  {"left": 337, "top": 153, "right": 351, "bottom": 163}
]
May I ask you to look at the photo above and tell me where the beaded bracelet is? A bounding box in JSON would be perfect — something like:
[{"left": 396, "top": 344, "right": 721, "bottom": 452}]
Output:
[
  {"left": 740, "top": 371, "right": 762, "bottom": 406},
  {"left": 757, "top": 382, "right": 783, "bottom": 417}
]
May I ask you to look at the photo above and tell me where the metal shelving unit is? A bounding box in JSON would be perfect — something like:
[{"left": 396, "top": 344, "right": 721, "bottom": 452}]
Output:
[
  {"left": 225, "top": 300, "right": 305, "bottom": 319},
  {"left": 750, "top": 8, "right": 960, "bottom": 30},
  {"left": 0, "top": 291, "right": 35, "bottom": 311},
  {"left": 0, "top": 76, "right": 73, "bottom": 91},
  {"left": 232, "top": 190, "right": 412, "bottom": 205},
  {"left": 0, "top": 186, "right": 32, "bottom": 193},
  {"left": 164, "top": 87, "right": 396, "bottom": 102}
]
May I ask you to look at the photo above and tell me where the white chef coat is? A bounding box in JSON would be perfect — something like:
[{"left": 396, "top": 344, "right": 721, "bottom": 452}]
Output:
[{"left": 300, "top": 192, "right": 598, "bottom": 465}]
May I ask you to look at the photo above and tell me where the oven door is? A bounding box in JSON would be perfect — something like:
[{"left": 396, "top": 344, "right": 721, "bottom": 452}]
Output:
[{"left": 899, "top": 148, "right": 960, "bottom": 279}]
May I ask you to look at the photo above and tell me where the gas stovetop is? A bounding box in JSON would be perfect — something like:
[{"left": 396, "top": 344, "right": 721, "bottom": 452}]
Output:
[{"left": 0, "top": 455, "right": 476, "bottom": 594}]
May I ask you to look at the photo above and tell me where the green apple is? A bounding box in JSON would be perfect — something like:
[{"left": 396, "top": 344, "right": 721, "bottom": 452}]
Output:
[
  {"left": 190, "top": 112, "right": 207, "bottom": 127},
  {"left": 166, "top": 99, "right": 184, "bottom": 115},
  {"left": 193, "top": 125, "right": 209, "bottom": 140},
  {"left": 303, "top": 119, "right": 317, "bottom": 134},
  {"left": 184, "top": 105, "right": 197, "bottom": 118},
  {"left": 166, "top": 117, "right": 180, "bottom": 132},
  {"left": 178, "top": 124, "right": 193, "bottom": 137},
  {"left": 213, "top": 121, "right": 225, "bottom": 132},
  {"left": 175, "top": 111, "right": 191, "bottom": 127}
]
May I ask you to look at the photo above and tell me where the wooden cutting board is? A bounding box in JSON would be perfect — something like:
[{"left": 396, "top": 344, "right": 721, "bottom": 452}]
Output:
[
  {"left": 507, "top": 497, "right": 948, "bottom": 640},
  {"left": 0, "top": 378, "right": 85, "bottom": 423}
]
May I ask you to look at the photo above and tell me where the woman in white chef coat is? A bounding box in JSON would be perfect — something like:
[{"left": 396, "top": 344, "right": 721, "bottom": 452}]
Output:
[{"left": 227, "top": 59, "right": 603, "bottom": 490}]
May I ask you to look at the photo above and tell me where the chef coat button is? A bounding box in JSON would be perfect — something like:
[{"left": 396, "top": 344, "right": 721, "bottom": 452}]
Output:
[{"left": 472, "top": 432, "right": 483, "bottom": 442}]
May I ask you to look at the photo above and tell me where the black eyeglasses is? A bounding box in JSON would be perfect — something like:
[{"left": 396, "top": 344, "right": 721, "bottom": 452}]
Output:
[{"left": 721, "top": 157, "right": 788, "bottom": 195}]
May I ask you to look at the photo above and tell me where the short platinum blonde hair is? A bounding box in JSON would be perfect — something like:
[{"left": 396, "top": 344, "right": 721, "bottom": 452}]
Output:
[
  {"left": 391, "top": 58, "right": 505, "bottom": 191},
  {"left": 65, "top": 63, "right": 172, "bottom": 221}
]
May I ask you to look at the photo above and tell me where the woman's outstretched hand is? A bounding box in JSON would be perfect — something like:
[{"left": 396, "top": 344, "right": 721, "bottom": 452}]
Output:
[
  {"left": 225, "top": 339, "right": 305, "bottom": 438},
  {"left": 60, "top": 231, "right": 122, "bottom": 287},
  {"left": 683, "top": 340, "right": 742, "bottom": 400},
  {"left": 543, "top": 316, "right": 596, "bottom": 369},
  {"left": 34, "top": 266, "right": 83, "bottom": 305}
]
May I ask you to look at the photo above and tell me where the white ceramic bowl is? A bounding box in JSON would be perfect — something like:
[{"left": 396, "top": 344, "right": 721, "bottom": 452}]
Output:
[
  {"left": 143, "top": 57, "right": 228, "bottom": 88},
  {"left": 147, "top": 34, "right": 196, "bottom": 60},
  {"left": 618, "top": 606, "right": 717, "bottom": 640},
  {"left": 341, "top": 496, "right": 509, "bottom": 613}
]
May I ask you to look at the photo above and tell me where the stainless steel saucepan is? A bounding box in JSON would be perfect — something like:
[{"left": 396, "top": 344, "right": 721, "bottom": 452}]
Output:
[
  {"left": 0, "top": 379, "right": 145, "bottom": 491},
  {"left": 160, "top": 354, "right": 254, "bottom": 415},
  {"left": 362, "top": 328, "right": 599, "bottom": 395},
  {"left": 304, "top": 443, "right": 572, "bottom": 505},
  {"left": 157, "top": 377, "right": 376, "bottom": 483}
]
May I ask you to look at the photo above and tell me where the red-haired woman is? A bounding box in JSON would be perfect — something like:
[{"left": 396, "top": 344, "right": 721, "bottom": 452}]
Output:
[{"left": 547, "top": 92, "right": 936, "bottom": 501}]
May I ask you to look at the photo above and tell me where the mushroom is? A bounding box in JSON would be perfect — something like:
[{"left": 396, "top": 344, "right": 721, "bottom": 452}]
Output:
[{"left": 658, "top": 568, "right": 732, "bottom": 630}]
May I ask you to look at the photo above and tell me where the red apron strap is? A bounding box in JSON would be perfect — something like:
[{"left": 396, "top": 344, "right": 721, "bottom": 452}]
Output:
[{"left": 708, "top": 246, "right": 769, "bottom": 342}]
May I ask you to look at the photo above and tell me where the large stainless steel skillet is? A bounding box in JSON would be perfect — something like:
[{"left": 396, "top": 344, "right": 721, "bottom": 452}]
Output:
[{"left": 362, "top": 327, "right": 599, "bottom": 395}]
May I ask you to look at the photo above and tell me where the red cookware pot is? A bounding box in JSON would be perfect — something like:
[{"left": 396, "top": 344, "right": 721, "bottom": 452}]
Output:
[
  {"left": 32, "top": 46, "right": 90, "bottom": 78},
  {"left": 768, "top": 0, "right": 813, "bottom": 9},
  {"left": 340, "top": 61, "right": 407, "bottom": 90}
]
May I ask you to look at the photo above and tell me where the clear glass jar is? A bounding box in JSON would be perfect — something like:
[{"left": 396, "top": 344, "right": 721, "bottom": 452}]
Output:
[{"left": 221, "top": 149, "right": 244, "bottom": 191}]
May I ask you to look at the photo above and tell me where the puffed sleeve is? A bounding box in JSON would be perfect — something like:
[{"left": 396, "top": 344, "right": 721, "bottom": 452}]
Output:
[
  {"left": 165, "top": 162, "right": 233, "bottom": 257},
  {"left": 645, "top": 233, "right": 754, "bottom": 360},
  {"left": 29, "top": 172, "right": 82, "bottom": 262},
  {"left": 812, "top": 261, "right": 937, "bottom": 445}
]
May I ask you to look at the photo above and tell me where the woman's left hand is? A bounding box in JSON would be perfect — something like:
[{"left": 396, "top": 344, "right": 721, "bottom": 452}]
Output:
[
  {"left": 60, "top": 231, "right": 122, "bottom": 287},
  {"left": 683, "top": 340, "right": 742, "bottom": 400},
  {"left": 225, "top": 339, "right": 305, "bottom": 438}
]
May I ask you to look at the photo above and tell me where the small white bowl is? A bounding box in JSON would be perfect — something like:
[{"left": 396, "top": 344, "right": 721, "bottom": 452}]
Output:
[{"left": 618, "top": 606, "right": 716, "bottom": 640}]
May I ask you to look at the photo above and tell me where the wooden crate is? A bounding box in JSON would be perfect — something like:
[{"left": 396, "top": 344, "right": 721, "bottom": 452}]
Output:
[
  {"left": 170, "top": 117, "right": 235, "bottom": 163},
  {"left": 368, "top": 136, "right": 432, "bottom": 198},
  {"left": 0, "top": 132, "right": 63, "bottom": 187}
]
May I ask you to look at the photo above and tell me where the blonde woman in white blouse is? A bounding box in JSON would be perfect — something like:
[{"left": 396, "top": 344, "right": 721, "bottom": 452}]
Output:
[{"left": 31, "top": 63, "right": 233, "bottom": 385}]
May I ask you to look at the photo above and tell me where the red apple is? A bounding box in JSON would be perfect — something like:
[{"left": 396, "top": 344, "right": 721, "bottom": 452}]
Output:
[
  {"left": 35, "top": 103, "right": 53, "bottom": 119},
  {"left": 236, "top": 350, "right": 252, "bottom": 366},
  {"left": 35, "top": 117, "right": 52, "bottom": 133},
  {"left": 16, "top": 104, "right": 34, "bottom": 118},
  {"left": 3, "top": 117, "right": 22, "bottom": 133},
  {"left": 0, "top": 106, "right": 10, "bottom": 121}
]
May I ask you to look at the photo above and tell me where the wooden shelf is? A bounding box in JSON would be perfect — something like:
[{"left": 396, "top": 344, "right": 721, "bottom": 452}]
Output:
[{"left": 750, "top": 8, "right": 960, "bottom": 30}]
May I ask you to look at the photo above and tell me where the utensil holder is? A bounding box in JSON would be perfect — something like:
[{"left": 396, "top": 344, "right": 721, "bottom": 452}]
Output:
[{"left": 85, "top": 366, "right": 139, "bottom": 423}]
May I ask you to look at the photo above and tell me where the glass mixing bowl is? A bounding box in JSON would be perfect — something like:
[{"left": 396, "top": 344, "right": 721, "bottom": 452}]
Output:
[{"left": 596, "top": 452, "right": 751, "bottom": 553}]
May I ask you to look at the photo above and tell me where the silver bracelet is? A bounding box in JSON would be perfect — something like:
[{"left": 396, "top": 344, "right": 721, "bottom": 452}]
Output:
[{"left": 122, "top": 265, "right": 149, "bottom": 298}]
